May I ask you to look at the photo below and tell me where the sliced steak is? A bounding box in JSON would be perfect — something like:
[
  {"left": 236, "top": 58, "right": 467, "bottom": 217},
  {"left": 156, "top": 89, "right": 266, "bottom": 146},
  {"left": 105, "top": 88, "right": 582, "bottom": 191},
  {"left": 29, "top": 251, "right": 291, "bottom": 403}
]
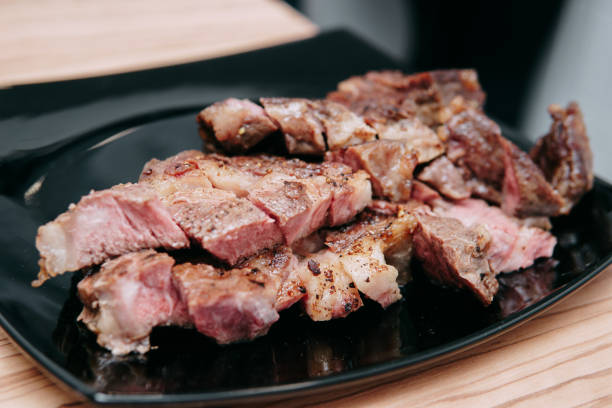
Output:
[
  {"left": 328, "top": 74, "right": 411, "bottom": 126},
  {"left": 260, "top": 97, "right": 326, "bottom": 155},
  {"left": 413, "top": 214, "right": 498, "bottom": 305},
  {"left": 530, "top": 102, "right": 593, "bottom": 213},
  {"left": 430, "top": 69, "right": 486, "bottom": 118},
  {"left": 34, "top": 184, "right": 189, "bottom": 286},
  {"left": 271, "top": 159, "right": 373, "bottom": 227},
  {"left": 324, "top": 208, "right": 417, "bottom": 306},
  {"left": 248, "top": 173, "right": 332, "bottom": 245},
  {"left": 326, "top": 140, "right": 417, "bottom": 202},
  {"left": 77, "top": 250, "right": 188, "bottom": 355},
  {"left": 139, "top": 150, "right": 213, "bottom": 198},
  {"left": 194, "top": 154, "right": 260, "bottom": 197},
  {"left": 297, "top": 251, "right": 363, "bottom": 321},
  {"left": 434, "top": 198, "right": 556, "bottom": 274},
  {"left": 500, "top": 137, "right": 565, "bottom": 217},
  {"left": 465, "top": 177, "right": 503, "bottom": 204},
  {"left": 377, "top": 117, "right": 444, "bottom": 163},
  {"left": 331, "top": 235, "right": 401, "bottom": 308},
  {"left": 167, "top": 189, "right": 283, "bottom": 265},
  {"left": 145, "top": 152, "right": 372, "bottom": 246},
  {"left": 328, "top": 69, "right": 485, "bottom": 127},
  {"left": 325, "top": 207, "right": 418, "bottom": 259},
  {"left": 417, "top": 156, "right": 470, "bottom": 200},
  {"left": 444, "top": 106, "right": 582, "bottom": 218},
  {"left": 313, "top": 100, "right": 377, "bottom": 149},
  {"left": 325, "top": 168, "right": 373, "bottom": 226},
  {"left": 411, "top": 180, "right": 443, "bottom": 203},
  {"left": 172, "top": 248, "right": 295, "bottom": 344},
  {"left": 197, "top": 98, "right": 278, "bottom": 152},
  {"left": 213, "top": 156, "right": 372, "bottom": 227},
  {"left": 361, "top": 70, "right": 443, "bottom": 127},
  {"left": 141, "top": 151, "right": 369, "bottom": 253},
  {"left": 445, "top": 108, "right": 506, "bottom": 198},
  {"left": 260, "top": 98, "right": 378, "bottom": 154},
  {"left": 275, "top": 267, "right": 306, "bottom": 312}
]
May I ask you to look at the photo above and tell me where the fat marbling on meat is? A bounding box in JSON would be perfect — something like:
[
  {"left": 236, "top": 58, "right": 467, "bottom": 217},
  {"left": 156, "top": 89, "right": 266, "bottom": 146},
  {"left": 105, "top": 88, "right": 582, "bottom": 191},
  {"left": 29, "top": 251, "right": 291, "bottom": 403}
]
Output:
[
  {"left": 34, "top": 184, "right": 190, "bottom": 286},
  {"left": 324, "top": 207, "right": 417, "bottom": 306},
  {"left": 77, "top": 250, "right": 188, "bottom": 355}
]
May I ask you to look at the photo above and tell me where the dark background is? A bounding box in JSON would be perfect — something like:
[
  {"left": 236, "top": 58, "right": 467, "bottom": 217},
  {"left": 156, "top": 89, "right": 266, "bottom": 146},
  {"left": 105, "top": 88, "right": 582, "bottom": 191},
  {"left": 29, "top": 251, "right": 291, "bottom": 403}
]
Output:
[{"left": 287, "top": 0, "right": 612, "bottom": 180}]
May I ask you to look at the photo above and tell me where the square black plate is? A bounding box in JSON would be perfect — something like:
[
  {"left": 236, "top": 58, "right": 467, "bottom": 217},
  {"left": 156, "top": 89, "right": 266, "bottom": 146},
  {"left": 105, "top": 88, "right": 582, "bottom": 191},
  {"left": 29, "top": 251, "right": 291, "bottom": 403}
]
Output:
[{"left": 1, "top": 30, "right": 611, "bottom": 406}]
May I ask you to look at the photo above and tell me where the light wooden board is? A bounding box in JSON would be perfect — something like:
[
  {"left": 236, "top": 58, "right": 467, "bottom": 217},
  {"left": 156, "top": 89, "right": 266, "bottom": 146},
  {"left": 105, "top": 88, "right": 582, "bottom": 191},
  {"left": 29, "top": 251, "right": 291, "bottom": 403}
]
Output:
[{"left": 0, "top": 0, "right": 317, "bottom": 87}]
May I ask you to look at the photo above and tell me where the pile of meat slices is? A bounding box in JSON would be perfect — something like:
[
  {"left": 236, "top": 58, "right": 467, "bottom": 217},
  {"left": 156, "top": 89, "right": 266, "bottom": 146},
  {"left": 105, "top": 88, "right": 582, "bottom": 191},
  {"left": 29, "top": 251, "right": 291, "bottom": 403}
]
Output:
[{"left": 33, "top": 69, "right": 594, "bottom": 355}]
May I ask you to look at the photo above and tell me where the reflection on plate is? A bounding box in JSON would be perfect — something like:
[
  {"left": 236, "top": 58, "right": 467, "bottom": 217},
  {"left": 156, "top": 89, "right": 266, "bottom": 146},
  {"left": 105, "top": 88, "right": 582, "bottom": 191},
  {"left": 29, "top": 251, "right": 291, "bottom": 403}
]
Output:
[{"left": 51, "top": 255, "right": 563, "bottom": 395}]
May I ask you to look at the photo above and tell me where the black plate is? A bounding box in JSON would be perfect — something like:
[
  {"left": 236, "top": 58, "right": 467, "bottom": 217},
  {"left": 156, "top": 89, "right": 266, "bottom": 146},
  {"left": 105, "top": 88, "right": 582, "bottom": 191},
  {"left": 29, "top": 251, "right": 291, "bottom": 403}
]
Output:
[{"left": 1, "top": 31, "right": 611, "bottom": 406}]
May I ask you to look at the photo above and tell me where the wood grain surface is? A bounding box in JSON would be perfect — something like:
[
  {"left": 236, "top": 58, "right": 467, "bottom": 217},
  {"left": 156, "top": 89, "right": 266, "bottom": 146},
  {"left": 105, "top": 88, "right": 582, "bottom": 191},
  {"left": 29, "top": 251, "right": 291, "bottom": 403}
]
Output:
[
  {"left": 1, "top": 1, "right": 611, "bottom": 407},
  {"left": 0, "top": 0, "right": 317, "bottom": 87}
]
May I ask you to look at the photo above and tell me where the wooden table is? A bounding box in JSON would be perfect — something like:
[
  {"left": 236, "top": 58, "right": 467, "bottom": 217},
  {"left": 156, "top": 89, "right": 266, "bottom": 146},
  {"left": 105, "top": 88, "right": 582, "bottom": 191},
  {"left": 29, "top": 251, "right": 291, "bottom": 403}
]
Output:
[{"left": 1, "top": 1, "right": 611, "bottom": 407}]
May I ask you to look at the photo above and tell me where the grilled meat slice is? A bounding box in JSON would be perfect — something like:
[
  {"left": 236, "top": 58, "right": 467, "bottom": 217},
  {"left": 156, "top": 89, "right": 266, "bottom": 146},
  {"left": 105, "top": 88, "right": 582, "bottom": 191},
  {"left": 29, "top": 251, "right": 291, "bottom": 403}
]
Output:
[
  {"left": 297, "top": 251, "right": 363, "bottom": 321},
  {"left": 530, "top": 102, "right": 593, "bottom": 213},
  {"left": 313, "top": 100, "right": 377, "bottom": 149},
  {"left": 434, "top": 198, "right": 556, "bottom": 274},
  {"left": 464, "top": 177, "right": 503, "bottom": 204},
  {"left": 327, "top": 75, "right": 413, "bottom": 128},
  {"left": 500, "top": 137, "right": 565, "bottom": 217},
  {"left": 411, "top": 180, "right": 442, "bottom": 203},
  {"left": 376, "top": 117, "right": 445, "bottom": 163},
  {"left": 197, "top": 98, "right": 278, "bottom": 152},
  {"left": 77, "top": 250, "right": 188, "bottom": 355},
  {"left": 167, "top": 189, "right": 283, "bottom": 265},
  {"left": 34, "top": 184, "right": 189, "bottom": 286},
  {"left": 275, "top": 267, "right": 306, "bottom": 312},
  {"left": 328, "top": 71, "right": 453, "bottom": 163},
  {"left": 260, "top": 97, "right": 326, "bottom": 155},
  {"left": 331, "top": 236, "right": 401, "bottom": 308},
  {"left": 324, "top": 167, "right": 373, "bottom": 226},
  {"left": 140, "top": 150, "right": 213, "bottom": 197},
  {"left": 248, "top": 173, "right": 333, "bottom": 245},
  {"left": 228, "top": 157, "right": 372, "bottom": 227},
  {"left": 324, "top": 207, "right": 417, "bottom": 260},
  {"left": 430, "top": 69, "right": 486, "bottom": 119},
  {"left": 361, "top": 70, "right": 440, "bottom": 126},
  {"left": 141, "top": 151, "right": 372, "bottom": 248},
  {"left": 260, "top": 98, "right": 377, "bottom": 154},
  {"left": 327, "top": 69, "right": 485, "bottom": 127},
  {"left": 445, "top": 107, "right": 575, "bottom": 218},
  {"left": 445, "top": 108, "right": 506, "bottom": 199},
  {"left": 324, "top": 208, "right": 417, "bottom": 306},
  {"left": 417, "top": 156, "right": 470, "bottom": 200},
  {"left": 326, "top": 140, "right": 417, "bottom": 202},
  {"left": 177, "top": 153, "right": 371, "bottom": 227},
  {"left": 173, "top": 247, "right": 296, "bottom": 344},
  {"left": 190, "top": 154, "right": 260, "bottom": 197},
  {"left": 413, "top": 214, "right": 498, "bottom": 305},
  {"left": 141, "top": 152, "right": 284, "bottom": 264}
]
